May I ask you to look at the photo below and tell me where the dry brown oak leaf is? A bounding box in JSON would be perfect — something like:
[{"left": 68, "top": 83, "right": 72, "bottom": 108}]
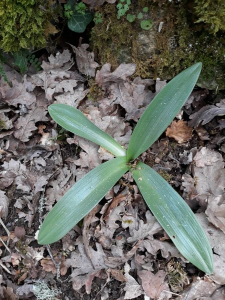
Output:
[{"left": 166, "top": 120, "right": 193, "bottom": 143}]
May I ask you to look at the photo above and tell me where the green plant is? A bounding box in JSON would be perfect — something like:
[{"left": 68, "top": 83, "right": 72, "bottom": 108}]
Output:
[
  {"left": 141, "top": 19, "right": 153, "bottom": 30},
  {"left": 12, "top": 50, "right": 41, "bottom": 74},
  {"left": 94, "top": 12, "right": 103, "bottom": 25},
  {"left": 117, "top": 2, "right": 152, "bottom": 30},
  {"left": 117, "top": 0, "right": 131, "bottom": 19},
  {"left": 38, "top": 63, "right": 213, "bottom": 274},
  {"left": 0, "top": 59, "right": 10, "bottom": 86},
  {"left": 65, "top": 0, "right": 93, "bottom": 33}
]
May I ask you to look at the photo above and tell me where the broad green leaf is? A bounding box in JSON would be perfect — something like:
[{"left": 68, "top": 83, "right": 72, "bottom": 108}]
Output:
[
  {"left": 132, "top": 162, "right": 213, "bottom": 274},
  {"left": 38, "top": 157, "right": 128, "bottom": 245},
  {"left": 13, "top": 50, "right": 28, "bottom": 74},
  {"left": 68, "top": 11, "right": 93, "bottom": 33},
  {"left": 127, "top": 63, "right": 202, "bottom": 161},
  {"left": 48, "top": 104, "right": 126, "bottom": 157}
]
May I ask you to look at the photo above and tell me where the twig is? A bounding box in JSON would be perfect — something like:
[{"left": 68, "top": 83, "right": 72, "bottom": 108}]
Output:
[
  {"left": 0, "top": 217, "right": 11, "bottom": 253},
  {"left": 93, "top": 271, "right": 111, "bottom": 300},
  {"left": 46, "top": 244, "right": 62, "bottom": 280},
  {"left": 0, "top": 261, "right": 11, "bottom": 274},
  {"left": 0, "top": 237, "right": 11, "bottom": 254}
]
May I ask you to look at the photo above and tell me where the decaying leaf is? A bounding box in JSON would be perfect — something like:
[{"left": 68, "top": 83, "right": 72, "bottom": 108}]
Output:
[
  {"left": 96, "top": 63, "right": 136, "bottom": 88},
  {"left": 193, "top": 147, "right": 225, "bottom": 199},
  {"left": 41, "top": 49, "right": 74, "bottom": 71},
  {"left": 138, "top": 270, "right": 171, "bottom": 299},
  {"left": 166, "top": 120, "right": 193, "bottom": 143},
  {"left": 127, "top": 211, "right": 161, "bottom": 243},
  {"left": 0, "top": 69, "right": 36, "bottom": 107},
  {"left": 14, "top": 93, "right": 48, "bottom": 142},
  {"left": 189, "top": 99, "right": 225, "bottom": 127},
  {"left": 29, "top": 50, "right": 85, "bottom": 101},
  {"left": 197, "top": 213, "right": 225, "bottom": 284},
  {"left": 124, "top": 263, "right": 143, "bottom": 299},
  {"left": 64, "top": 241, "right": 107, "bottom": 294},
  {"left": 206, "top": 195, "right": 225, "bottom": 235},
  {"left": 69, "top": 43, "right": 99, "bottom": 77},
  {"left": 177, "top": 275, "right": 220, "bottom": 300}
]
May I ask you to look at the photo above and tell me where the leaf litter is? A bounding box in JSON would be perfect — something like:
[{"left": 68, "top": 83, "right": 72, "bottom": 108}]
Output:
[{"left": 0, "top": 46, "right": 225, "bottom": 299}]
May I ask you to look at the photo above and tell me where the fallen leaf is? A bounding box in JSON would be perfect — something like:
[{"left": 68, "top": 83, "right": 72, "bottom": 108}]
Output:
[
  {"left": 124, "top": 263, "right": 143, "bottom": 299},
  {"left": 196, "top": 213, "right": 225, "bottom": 284},
  {"left": 40, "top": 255, "right": 67, "bottom": 275},
  {"left": 193, "top": 147, "right": 225, "bottom": 199},
  {"left": 205, "top": 195, "right": 225, "bottom": 235},
  {"left": 189, "top": 99, "right": 225, "bottom": 127},
  {"left": 138, "top": 270, "right": 171, "bottom": 299},
  {"left": 0, "top": 69, "right": 36, "bottom": 108},
  {"left": 96, "top": 63, "right": 136, "bottom": 88},
  {"left": 127, "top": 211, "right": 162, "bottom": 243},
  {"left": 166, "top": 120, "right": 193, "bottom": 143},
  {"left": 177, "top": 276, "right": 219, "bottom": 300},
  {"left": 69, "top": 43, "right": 99, "bottom": 77},
  {"left": 14, "top": 93, "right": 48, "bottom": 142}
]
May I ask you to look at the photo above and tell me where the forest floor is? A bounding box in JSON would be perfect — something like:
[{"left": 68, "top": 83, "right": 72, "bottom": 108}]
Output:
[{"left": 0, "top": 14, "right": 225, "bottom": 300}]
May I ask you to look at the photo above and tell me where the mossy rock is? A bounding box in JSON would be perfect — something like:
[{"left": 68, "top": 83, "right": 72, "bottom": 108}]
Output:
[
  {"left": 0, "top": 0, "right": 61, "bottom": 53},
  {"left": 91, "top": 0, "right": 225, "bottom": 90}
]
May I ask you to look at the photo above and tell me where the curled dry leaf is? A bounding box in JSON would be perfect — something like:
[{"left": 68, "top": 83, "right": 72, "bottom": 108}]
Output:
[
  {"left": 141, "top": 238, "right": 182, "bottom": 259},
  {"left": 166, "top": 120, "right": 193, "bottom": 143},
  {"left": 206, "top": 195, "right": 225, "bottom": 235},
  {"left": 69, "top": 43, "right": 99, "bottom": 77},
  {"left": 189, "top": 99, "right": 225, "bottom": 127},
  {"left": 96, "top": 63, "right": 136, "bottom": 88}
]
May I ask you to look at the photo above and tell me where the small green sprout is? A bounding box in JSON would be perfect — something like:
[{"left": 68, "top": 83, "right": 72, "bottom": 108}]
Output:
[
  {"left": 117, "top": 0, "right": 131, "bottom": 19},
  {"left": 141, "top": 19, "right": 153, "bottom": 30},
  {"left": 127, "top": 14, "right": 136, "bottom": 23},
  {"left": 65, "top": 0, "right": 93, "bottom": 33},
  {"left": 143, "top": 7, "right": 148, "bottom": 12},
  {"left": 38, "top": 63, "right": 213, "bottom": 275},
  {"left": 137, "top": 12, "right": 143, "bottom": 19},
  {"left": 64, "top": 3, "right": 73, "bottom": 19},
  {"left": 75, "top": 2, "right": 87, "bottom": 15},
  {"left": 94, "top": 12, "right": 103, "bottom": 24}
]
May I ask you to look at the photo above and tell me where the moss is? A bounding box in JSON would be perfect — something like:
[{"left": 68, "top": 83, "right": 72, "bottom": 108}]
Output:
[
  {"left": 153, "top": 0, "right": 225, "bottom": 88},
  {"left": 0, "top": 0, "right": 61, "bottom": 53},
  {"left": 194, "top": 0, "right": 225, "bottom": 34},
  {"left": 87, "top": 78, "right": 104, "bottom": 101},
  {"left": 158, "top": 169, "right": 172, "bottom": 182},
  {"left": 91, "top": 0, "right": 225, "bottom": 89},
  {"left": 0, "top": 119, "right": 6, "bottom": 131}
]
